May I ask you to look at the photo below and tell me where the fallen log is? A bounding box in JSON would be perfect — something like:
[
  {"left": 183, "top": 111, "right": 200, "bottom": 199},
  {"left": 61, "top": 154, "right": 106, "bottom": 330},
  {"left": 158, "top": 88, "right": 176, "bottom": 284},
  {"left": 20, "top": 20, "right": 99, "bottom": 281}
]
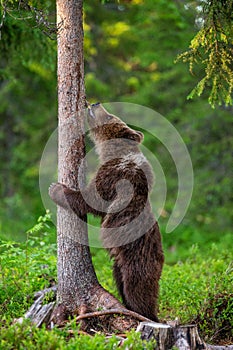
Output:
[{"left": 17, "top": 286, "right": 57, "bottom": 327}]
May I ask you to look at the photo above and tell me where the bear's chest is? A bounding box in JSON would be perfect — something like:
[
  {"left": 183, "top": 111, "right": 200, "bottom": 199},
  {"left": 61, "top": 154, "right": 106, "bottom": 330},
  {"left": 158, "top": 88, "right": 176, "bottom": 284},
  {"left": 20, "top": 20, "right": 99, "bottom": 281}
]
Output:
[{"left": 95, "top": 154, "right": 149, "bottom": 202}]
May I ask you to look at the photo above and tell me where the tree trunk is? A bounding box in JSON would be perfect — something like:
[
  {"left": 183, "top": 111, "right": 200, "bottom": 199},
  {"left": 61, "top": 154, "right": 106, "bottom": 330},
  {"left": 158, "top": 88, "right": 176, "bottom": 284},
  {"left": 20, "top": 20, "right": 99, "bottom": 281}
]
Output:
[{"left": 52, "top": 0, "right": 124, "bottom": 324}]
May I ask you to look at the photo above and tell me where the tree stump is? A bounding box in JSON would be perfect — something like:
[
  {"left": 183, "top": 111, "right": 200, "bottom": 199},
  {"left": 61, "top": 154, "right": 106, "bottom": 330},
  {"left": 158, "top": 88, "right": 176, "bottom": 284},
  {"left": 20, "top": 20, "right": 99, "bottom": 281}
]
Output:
[{"left": 137, "top": 322, "right": 233, "bottom": 350}]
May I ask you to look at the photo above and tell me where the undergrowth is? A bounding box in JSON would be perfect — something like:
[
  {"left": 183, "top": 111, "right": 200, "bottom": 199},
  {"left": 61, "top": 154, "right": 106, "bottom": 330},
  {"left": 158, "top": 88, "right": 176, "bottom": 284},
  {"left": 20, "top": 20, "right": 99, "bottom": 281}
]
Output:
[
  {"left": 0, "top": 212, "right": 232, "bottom": 347},
  {"left": 0, "top": 321, "right": 155, "bottom": 350}
]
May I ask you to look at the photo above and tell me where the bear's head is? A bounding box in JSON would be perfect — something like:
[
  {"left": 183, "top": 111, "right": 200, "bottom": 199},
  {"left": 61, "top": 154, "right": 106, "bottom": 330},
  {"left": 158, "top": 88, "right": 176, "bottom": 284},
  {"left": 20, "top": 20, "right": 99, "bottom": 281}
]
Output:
[{"left": 87, "top": 103, "right": 144, "bottom": 145}]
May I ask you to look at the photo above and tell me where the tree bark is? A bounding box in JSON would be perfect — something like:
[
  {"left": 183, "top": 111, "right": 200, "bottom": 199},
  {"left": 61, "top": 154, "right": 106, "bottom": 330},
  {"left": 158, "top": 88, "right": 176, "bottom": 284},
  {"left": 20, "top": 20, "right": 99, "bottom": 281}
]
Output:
[
  {"left": 55, "top": 0, "right": 97, "bottom": 321},
  {"left": 52, "top": 0, "right": 124, "bottom": 324}
]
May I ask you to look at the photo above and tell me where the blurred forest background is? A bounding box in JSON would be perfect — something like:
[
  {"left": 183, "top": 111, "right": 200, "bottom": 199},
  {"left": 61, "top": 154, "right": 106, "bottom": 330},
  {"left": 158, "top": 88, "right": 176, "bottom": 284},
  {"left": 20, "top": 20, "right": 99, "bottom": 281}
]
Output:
[{"left": 0, "top": 0, "right": 232, "bottom": 246}]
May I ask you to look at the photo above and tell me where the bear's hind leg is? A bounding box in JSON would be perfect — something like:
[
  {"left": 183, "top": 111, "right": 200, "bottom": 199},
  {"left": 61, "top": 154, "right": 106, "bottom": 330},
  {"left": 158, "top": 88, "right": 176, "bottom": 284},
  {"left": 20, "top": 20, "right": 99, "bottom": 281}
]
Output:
[{"left": 120, "top": 261, "right": 160, "bottom": 322}]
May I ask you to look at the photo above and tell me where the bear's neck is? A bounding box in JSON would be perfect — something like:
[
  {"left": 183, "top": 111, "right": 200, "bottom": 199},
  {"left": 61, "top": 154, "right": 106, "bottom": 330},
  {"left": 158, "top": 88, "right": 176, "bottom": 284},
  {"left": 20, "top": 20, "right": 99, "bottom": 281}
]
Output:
[{"left": 95, "top": 140, "right": 140, "bottom": 164}]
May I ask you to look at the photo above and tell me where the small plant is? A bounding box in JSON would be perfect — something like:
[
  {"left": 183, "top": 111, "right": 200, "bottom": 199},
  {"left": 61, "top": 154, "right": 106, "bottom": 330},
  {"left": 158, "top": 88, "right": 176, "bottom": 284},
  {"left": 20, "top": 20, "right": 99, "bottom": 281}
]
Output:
[
  {"left": 0, "top": 212, "right": 57, "bottom": 320},
  {"left": 195, "top": 292, "right": 233, "bottom": 344}
]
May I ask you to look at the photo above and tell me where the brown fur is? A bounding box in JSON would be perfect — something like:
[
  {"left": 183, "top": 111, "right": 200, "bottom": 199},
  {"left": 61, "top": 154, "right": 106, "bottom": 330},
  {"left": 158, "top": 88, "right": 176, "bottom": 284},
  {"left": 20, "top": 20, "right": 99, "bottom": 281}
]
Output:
[{"left": 49, "top": 103, "right": 164, "bottom": 321}]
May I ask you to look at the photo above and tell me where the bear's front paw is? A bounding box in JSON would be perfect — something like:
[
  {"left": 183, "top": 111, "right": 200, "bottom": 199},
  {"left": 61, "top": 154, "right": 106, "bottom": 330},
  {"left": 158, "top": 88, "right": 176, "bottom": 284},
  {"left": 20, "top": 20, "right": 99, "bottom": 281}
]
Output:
[{"left": 49, "top": 183, "right": 68, "bottom": 207}]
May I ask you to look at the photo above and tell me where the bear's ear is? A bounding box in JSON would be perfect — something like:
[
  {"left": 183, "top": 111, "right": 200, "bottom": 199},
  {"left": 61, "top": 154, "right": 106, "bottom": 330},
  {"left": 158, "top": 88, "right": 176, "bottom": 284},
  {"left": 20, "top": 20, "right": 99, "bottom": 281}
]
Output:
[{"left": 123, "top": 130, "right": 144, "bottom": 143}]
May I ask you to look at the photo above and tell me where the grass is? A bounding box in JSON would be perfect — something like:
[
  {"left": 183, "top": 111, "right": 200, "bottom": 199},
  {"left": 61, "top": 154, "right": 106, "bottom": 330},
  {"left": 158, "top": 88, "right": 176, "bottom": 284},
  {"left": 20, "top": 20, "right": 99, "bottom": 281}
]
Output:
[
  {"left": 0, "top": 322, "right": 155, "bottom": 350},
  {"left": 0, "top": 212, "right": 233, "bottom": 347}
]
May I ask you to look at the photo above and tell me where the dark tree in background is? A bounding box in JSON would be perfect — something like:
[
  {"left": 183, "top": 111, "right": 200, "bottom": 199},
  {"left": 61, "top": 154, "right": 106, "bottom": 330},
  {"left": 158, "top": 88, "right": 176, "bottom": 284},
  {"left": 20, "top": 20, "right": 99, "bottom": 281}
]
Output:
[{"left": 0, "top": 0, "right": 232, "bottom": 238}]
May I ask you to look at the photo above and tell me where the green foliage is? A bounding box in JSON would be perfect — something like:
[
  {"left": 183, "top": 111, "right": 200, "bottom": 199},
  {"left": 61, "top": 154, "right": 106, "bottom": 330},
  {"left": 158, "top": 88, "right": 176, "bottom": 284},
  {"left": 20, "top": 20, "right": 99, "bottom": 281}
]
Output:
[
  {"left": 0, "top": 1, "right": 232, "bottom": 347},
  {"left": 1, "top": 215, "right": 232, "bottom": 345},
  {"left": 0, "top": 212, "right": 158, "bottom": 347},
  {"left": 0, "top": 0, "right": 57, "bottom": 238},
  {"left": 177, "top": 0, "right": 233, "bottom": 107},
  {"left": 0, "top": 322, "right": 155, "bottom": 350},
  {"left": 160, "top": 245, "right": 233, "bottom": 323},
  {"left": 83, "top": 0, "right": 232, "bottom": 234},
  {"left": 197, "top": 292, "right": 233, "bottom": 343},
  {"left": 0, "top": 0, "right": 57, "bottom": 39},
  {"left": 0, "top": 212, "right": 56, "bottom": 320},
  {"left": 0, "top": 0, "right": 232, "bottom": 238}
]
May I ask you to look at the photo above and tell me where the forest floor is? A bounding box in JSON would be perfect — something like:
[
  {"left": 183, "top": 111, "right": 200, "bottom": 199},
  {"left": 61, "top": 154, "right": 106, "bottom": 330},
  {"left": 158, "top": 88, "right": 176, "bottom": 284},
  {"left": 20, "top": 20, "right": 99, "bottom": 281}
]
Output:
[{"left": 0, "top": 214, "right": 232, "bottom": 349}]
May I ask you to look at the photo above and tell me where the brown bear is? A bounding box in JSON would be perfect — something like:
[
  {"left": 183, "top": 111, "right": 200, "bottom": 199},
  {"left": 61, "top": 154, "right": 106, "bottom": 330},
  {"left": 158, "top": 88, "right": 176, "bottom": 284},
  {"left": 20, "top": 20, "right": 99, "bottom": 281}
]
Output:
[{"left": 49, "top": 103, "right": 164, "bottom": 321}]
